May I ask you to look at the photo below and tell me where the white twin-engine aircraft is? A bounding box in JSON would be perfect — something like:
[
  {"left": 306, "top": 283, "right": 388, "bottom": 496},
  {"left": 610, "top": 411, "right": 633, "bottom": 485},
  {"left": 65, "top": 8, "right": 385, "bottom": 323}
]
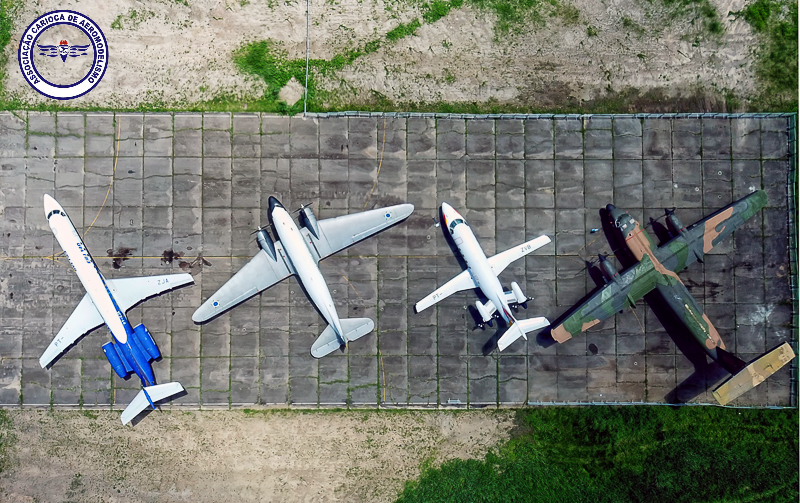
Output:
[
  {"left": 42, "top": 195, "right": 194, "bottom": 424},
  {"left": 193, "top": 197, "right": 414, "bottom": 358},
  {"left": 415, "top": 202, "right": 551, "bottom": 351}
]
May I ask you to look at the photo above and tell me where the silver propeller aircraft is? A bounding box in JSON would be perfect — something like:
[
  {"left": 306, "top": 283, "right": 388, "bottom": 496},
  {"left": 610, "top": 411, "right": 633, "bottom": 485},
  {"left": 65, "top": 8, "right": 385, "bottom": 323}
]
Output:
[
  {"left": 193, "top": 197, "right": 414, "bottom": 358},
  {"left": 415, "top": 202, "right": 551, "bottom": 351}
]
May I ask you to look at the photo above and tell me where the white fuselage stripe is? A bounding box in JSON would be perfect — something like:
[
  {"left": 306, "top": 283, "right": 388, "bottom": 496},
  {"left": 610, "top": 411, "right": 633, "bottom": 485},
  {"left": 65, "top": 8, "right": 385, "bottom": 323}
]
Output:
[
  {"left": 271, "top": 207, "right": 344, "bottom": 338},
  {"left": 48, "top": 212, "right": 130, "bottom": 343},
  {"left": 451, "top": 221, "right": 514, "bottom": 324}
]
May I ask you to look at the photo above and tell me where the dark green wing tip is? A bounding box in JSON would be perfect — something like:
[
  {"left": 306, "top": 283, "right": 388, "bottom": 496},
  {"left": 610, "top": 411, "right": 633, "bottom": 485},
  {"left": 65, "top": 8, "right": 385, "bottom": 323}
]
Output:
[
  {"left": 740, "top": 189, "right": 768, "bottom": 217},
  {"left": 751, "top": 189, "right": 768, "bottom": 206}
]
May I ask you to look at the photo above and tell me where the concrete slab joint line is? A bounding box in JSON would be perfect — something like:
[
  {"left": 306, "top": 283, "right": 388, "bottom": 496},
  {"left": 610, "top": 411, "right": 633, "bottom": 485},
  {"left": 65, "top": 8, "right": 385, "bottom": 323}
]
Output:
[{"left": 0, "top": 112, "right": 796, "bottom": 410}]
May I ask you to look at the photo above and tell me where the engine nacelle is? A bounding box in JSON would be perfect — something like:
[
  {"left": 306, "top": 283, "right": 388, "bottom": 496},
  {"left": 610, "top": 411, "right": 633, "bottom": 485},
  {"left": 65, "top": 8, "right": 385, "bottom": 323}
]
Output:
[
  {"left": 598, "top": 254, "right": 618, "bottom": 283},
  {"left": 510, "top": 282, "right": 527, "bottom": 304},
  {"left": 666, "top": 212, "right": 684, "bottom": 237},
  {"left": 299, "top": 206, "right": 320, "bottom": 239},
  {"left": 256, "top": 228, "right": 277, "bottom": 261},
  {"left": 132, "top": 323, "right": 160, "bottom": 361},
  {"left": 102, "top": 341, "right": 131, "bottom": 379}
]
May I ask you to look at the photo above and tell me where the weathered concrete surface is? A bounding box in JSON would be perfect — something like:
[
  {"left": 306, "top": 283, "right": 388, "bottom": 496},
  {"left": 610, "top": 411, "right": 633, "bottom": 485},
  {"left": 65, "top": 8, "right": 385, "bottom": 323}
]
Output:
[{"left": 0, "top": 112, "right": 795, "bottom": 410}]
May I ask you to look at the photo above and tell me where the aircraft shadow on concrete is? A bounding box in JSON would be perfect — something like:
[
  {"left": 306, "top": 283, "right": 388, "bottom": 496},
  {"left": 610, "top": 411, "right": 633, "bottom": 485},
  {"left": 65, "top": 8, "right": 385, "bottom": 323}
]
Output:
[{"left": 646, "top": 293, "right": 730, "bottom": 404}]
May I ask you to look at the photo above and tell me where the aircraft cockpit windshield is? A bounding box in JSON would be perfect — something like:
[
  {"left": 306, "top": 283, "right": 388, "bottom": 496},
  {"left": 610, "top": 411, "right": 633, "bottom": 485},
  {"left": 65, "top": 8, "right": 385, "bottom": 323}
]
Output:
[{"left": 448, "top": 218, "right": 465, "bottom": 235}]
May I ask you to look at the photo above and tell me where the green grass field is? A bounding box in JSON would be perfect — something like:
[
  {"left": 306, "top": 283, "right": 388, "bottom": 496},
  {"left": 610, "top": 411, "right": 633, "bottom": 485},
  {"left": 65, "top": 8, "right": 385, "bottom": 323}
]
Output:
[{"left": 396, "top": 406, "right": 799, "bottom": 503}]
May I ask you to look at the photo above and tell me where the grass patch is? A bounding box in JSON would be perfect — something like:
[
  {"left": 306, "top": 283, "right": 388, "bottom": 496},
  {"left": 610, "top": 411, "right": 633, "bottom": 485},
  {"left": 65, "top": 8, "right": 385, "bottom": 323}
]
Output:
[
  {"left": 396, "top": 407, "right": 799, "bottom": 503},
  {"left": 733, "top": 0, "right": 798, "bottom": 111},
  {"left": 0, "top": 0, "right": 22, "bottom": 97},
  {"left": 422, "top": 0, "right": 461, "bottom": 24},
  {"left": 465, "top": 0, "right": 550, "bottom": 34},
  {"left": 551, "top": 1, "right": 580, "bottom": 25},
  {"left": 621, "top": 15, "right": 646, "bottom": 36},
  {"left": 658, "top": 0, "right": 725, "bottom": 35},
  {"left": 0, "top": 410, "right": 15, "bottom": 475},
  {"left": 386, "top": 18, "right": 422, "bottom": 41}
]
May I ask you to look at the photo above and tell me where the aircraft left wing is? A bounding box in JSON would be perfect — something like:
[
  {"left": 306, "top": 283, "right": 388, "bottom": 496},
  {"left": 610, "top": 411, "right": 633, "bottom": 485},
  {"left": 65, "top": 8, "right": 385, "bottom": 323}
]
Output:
[
  {"left": 550, "top": 255, "right": 667, "bottom": 343},
  {"left": 488, "top": 235, "right": 551, "bottom": 275},
  {"left": 40, "top": 293, "right": 105, "bottom": 368},
  {"left": 657, "top": 190, "right": 767, "bottom": 274},
  {"left": 107, "top": 273, "right": 195, "bottom": 313},
  {"left": 308, "top": 204, "right": 414, "bottom": 260},
  {"left": 193, "top": 249, "right": 293, "bottom": 323},
  {"left": 414, "top": 269, "right": 477, "bottom": 312}
]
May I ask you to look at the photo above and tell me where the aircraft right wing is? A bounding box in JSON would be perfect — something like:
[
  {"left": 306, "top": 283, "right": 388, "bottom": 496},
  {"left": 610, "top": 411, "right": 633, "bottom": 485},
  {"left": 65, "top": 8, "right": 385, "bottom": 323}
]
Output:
[
  {"left": 192, "top": 249, "right": 293, "bottom": 323},
  {"left": 40, "top": 293, "right": 105, "bottom": 368},
  {"left": 488, "top": 235, "right": 551, "bottom": 276},
  {"left": 656, "top": 190, "right": 768, "bottom": 274},
  {"left": 414, "top": 269, "right": 477, "bottom": 313},
  {"left": 549, "top": 255, "right": 667, "bottom": 343}
]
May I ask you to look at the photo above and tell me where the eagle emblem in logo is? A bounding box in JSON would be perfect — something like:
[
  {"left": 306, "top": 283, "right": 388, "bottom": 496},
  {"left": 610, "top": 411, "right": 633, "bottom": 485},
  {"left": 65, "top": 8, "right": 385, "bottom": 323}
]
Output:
[{"left": 37, "top": 39, "right": 90, "bottom": 62}]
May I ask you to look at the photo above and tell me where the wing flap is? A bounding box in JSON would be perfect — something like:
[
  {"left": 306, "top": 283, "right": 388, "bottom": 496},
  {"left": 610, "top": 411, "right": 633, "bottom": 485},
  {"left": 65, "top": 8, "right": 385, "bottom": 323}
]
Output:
[
  {"left": 193, "top": 250, "right": 292, "bottom": 323},
  {"left": 40, "top": 293, "right": 105, "bottom": 368},
  {"left": 107, "top": 273, "right": 195, "bottom": 313},
  {"left": 414, "top": 269, "right": 477, "bottom": 312},
  {"left": 314, "top": 204, "right": 414, "bottom": 259},
  {"left": 488, "top": 235, "right": 551, "bottom": 276}
]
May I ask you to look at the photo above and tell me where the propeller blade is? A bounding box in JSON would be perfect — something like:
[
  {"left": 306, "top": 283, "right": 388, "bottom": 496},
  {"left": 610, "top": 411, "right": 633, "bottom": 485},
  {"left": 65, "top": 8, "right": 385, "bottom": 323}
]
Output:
[{"left": 293, "top": 202, "right": 314, "bottom": 213}]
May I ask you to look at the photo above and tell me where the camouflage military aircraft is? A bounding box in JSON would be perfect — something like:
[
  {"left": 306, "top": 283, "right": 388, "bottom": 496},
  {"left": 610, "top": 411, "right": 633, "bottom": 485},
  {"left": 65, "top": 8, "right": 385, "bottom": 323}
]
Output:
[{"left": 550, "top": 190, "right": 795, "bottom": 405}]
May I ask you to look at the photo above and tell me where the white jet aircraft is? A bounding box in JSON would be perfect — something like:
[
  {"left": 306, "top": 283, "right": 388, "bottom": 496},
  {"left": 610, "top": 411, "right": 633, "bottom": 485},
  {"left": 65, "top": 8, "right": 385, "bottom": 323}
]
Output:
[
  {"left": 193, "top": 196, "right": 414, "bottom": 358},
  {"left": 42, "top": 194, "right": 194, "bottom": 424},
  {"left": 415, "top": 202, "right": 551, "bottom": 351}
]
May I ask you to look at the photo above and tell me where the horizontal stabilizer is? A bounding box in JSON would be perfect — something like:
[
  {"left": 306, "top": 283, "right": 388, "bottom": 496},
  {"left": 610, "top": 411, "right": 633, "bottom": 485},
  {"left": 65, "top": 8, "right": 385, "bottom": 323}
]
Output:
[
  {"left": 342, "top": 317, "right": 375, "bottom": 342},
  {"left": 497, "top": 316, "right": 550, "bottom": 352},
  {"left": 120, "top": 382, "right": 184, "bottom": 425},
  {"left": 310, "top": 318, "right": 375, "bottom": 358},
  {"left": 712, "top": 342, "right": 795, "bottom": 406}
]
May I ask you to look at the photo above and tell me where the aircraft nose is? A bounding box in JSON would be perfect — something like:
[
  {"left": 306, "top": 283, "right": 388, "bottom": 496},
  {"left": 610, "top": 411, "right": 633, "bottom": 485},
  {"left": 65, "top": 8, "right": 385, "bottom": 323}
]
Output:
[
  {"left": 440, "top": 202, "right": 459, "bottom": 224},
  {"left": 606, "top": 203, "right": 626, "bottom": 224},
  {"left": 43, "top": 193, "right": 63, "bottom": 218},
  {"left": 268, "top": 196, "right": 283, "bottom": 213}
]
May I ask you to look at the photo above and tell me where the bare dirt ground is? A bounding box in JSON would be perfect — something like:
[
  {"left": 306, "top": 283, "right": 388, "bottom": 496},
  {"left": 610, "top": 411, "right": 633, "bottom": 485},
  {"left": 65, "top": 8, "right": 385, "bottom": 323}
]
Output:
[
  {"left": 0, "top": 409, "right": 514, "bottom": 502},
  {"left": 4, "top": 0, "right": 759, "bottom": 109}
]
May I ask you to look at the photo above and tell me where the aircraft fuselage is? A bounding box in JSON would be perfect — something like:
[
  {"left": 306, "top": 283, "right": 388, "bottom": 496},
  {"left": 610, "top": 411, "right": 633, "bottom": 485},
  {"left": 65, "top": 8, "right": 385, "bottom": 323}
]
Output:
[
  {"left": 268, "top": 197, "right": 345, "bottom": 342},
  {"left": 441, "top": 202, "right": 514, "bottom": 324},
  {"left": 44, "top": 194, "right": 155, "bottom": 386},
  {"left": 606, "top": 205, "right": 725, "bottom": 360}
]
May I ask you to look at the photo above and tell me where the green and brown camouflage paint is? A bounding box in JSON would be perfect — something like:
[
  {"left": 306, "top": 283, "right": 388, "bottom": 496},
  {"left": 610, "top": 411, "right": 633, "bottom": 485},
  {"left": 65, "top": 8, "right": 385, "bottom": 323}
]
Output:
[{"left": 550, "top": 190, "right": 768, "bottom": 354}]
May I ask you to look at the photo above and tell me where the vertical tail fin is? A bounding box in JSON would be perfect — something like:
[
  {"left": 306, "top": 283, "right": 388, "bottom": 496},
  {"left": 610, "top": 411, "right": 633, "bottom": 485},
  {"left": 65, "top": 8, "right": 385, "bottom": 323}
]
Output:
[{"left": 712, "top": 343, "right": 795, "bottom": 406}]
